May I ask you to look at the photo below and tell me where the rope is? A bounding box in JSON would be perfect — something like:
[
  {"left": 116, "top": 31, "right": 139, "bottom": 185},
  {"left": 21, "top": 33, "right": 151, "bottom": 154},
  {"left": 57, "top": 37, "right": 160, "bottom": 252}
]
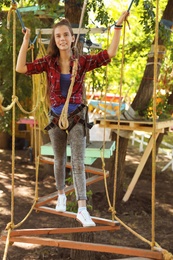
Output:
[
  {"left": 58, "top": 59, "right": 78, "bottom": 129},
  {"left": 74, "top": 0, "right": 88, "bottom": 48},
  {"left": 101, "top": 26, "right": 113, "bottom": 215},
  {"left": 99, "top": 8, "right": 173, "bottom": 260},
  {"left": 2, "top": 6, "right": 43, "bottom": 259},
  {"left": 3, "top": 9, "right": 17, "bottom": 260},
  {"left": 151, "top": 0, "right": 159, "bottom": 250},
  {"left": 58, "top": 0, "right": 88, "bottom": 130}
]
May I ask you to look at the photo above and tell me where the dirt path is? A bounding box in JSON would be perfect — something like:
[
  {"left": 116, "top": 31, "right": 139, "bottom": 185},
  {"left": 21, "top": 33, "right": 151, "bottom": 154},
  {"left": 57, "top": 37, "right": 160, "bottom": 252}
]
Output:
[{"left": 0, "top": 145, "right": 173, "bottom": 260}]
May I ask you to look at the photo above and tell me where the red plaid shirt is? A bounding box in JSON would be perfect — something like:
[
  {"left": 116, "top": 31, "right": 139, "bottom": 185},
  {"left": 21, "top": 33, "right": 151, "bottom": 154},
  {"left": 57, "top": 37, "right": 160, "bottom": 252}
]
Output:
[{"left": 26, "top": 50, "right": 111, "bottom": 107}]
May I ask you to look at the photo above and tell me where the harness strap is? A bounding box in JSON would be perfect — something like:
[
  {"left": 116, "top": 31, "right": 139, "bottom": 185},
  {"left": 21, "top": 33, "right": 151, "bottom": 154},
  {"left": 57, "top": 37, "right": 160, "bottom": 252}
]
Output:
[
  {"left": 44, "top": 104, "right": 93, "bottom": 133},
  {"left": 66, "top": 115, "right": 94, "bottom": 133}
]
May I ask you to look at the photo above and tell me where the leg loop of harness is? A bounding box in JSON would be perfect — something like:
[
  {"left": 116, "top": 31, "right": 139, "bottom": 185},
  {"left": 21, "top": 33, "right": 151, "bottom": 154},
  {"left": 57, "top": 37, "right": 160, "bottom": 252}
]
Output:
[{"left": 44, "top": 104, "right": 93, "bottom": 133}]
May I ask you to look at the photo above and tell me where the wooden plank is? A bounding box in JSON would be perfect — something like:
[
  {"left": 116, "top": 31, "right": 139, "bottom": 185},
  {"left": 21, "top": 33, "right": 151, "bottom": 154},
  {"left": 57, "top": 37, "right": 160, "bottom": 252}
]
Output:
[
  {"left": 35, "top": 173, "right": 108, "bottom": 207},
  {"left": 85, "top": 141, "right": 115, "bottom": 158},
  {"left": 1, "top": 236, "right": 163, "bottom": 259},
  {"left": 41, "top": 141, "right": 115, "bottom": 160},
  {"left": 123, "top": 132, "right": 159, "bottom": 202},
  {"left": 40, "top": 156, "right": 109, "bottom": 175},
  {"left": 35, "top": 207, "right": 119, "bottom": 226},
  {"left": 2, "top": 225, "right": 119, "bottom": 238},
  {"left": 111, "top": 257, "right": 151, "bottom": 260},
  {"left": 94, "top": 118, "right": 173, "bottom": 133},
  {"left": 36, "top": 27, "right": 107, "bottom": 35}
]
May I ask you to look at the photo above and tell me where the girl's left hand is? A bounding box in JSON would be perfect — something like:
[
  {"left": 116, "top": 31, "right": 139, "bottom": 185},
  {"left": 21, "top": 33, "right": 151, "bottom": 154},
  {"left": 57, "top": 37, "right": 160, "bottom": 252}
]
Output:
[{"left": 116, "top": 11, "right": 129, "bottom": 26}]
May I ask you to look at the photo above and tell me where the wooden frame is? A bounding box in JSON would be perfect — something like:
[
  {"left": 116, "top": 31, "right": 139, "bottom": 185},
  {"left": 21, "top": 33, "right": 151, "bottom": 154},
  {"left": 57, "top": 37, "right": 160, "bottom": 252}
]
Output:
[{"left": 94, "top": 117, "right": 173, "bottom": 202}]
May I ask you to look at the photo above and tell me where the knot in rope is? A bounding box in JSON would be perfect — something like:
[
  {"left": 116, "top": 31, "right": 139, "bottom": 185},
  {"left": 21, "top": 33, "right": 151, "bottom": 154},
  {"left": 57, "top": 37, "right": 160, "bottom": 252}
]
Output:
[
  {"left": 108, "top": 206, "right": 116, "bottom": 216},
  {"left": 162, "top": 249, "right": 173, "bottom": 260},
  {"left": 28, "top": 44, "right": 34, "bottom": 51},
  {"left": 5, "top": 222, "right": 15, "bottom": 231},
  {"left": 58, "top": 113, "right": 69, "bottom": 130},
  {"left": 12, "top": 95, "right": 18, "bottom": 103},
  {"left": 11, "top": 2, "right": 17, "bottom": 10}
]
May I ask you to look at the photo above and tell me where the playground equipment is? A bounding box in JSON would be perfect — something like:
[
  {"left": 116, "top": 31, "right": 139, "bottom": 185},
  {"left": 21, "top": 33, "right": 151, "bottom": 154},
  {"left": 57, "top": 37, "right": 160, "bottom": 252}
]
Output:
[{"left": 1, "top": 0, "right": 173, "bottom": 259}]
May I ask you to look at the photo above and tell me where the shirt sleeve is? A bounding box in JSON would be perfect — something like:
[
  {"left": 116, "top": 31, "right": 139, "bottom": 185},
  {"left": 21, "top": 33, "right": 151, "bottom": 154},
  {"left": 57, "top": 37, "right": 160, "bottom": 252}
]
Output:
[
  {"left": 25, "top": 56, "right": 49, "bottom": 75},
  {"left": 81, "top": 50, "right": 111, "bottom": 72}
]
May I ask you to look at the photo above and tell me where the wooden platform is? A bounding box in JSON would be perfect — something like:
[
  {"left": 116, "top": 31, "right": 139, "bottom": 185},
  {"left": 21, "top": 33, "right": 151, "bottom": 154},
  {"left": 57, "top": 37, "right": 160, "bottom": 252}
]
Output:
[
  {"left": 95, "top": 117, "right": 173, "bottom": 202},
  {"left": 94, "top": 117, "right": 173, "bottom": 133},
  {"left": 41, "top": 141, "right": 115, "bottom": 165}
]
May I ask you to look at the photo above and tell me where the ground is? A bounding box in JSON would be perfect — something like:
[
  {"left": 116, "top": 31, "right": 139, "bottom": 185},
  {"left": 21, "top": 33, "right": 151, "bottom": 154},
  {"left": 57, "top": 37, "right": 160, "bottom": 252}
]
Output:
[{"left": 0, "top": 142, "right": 173, "bottom": 260}]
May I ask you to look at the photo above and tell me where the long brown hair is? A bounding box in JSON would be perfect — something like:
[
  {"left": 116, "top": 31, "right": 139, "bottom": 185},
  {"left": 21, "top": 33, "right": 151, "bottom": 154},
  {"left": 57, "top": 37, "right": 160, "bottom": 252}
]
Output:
[{"left": 47, "top": 18, "right": 74, "bottom": 58}]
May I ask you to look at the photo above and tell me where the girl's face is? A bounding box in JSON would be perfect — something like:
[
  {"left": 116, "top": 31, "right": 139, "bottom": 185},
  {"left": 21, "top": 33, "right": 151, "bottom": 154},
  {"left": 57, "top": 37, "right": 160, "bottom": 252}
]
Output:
[{"left": 54, "top": 25, "right": 75, "bottom": 52}]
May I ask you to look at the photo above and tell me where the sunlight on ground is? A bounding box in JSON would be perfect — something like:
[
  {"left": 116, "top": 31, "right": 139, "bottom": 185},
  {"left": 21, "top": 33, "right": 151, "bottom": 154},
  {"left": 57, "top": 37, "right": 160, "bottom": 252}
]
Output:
[
  {"left": 0, "top": 206, "right": 11, "bottom": 215},
  {"left": 125, "top": 154, "right": 140, "bottom": 164},
  {"left": 157, "top": 202, "right": 173, "bottom": 215},
  {"left": 0, "top": 172, "right": 9, "bottom": 179},
  {"left": 12, "top": 242, "right": 41, "bottom": 250},
  {"left": 14, "top": 186, "right": 34, "bottom": 197}
]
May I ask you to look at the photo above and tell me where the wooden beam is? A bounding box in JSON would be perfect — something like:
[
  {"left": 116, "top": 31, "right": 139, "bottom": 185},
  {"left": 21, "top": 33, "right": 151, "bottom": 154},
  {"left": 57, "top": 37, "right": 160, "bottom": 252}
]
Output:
[
  {"left": 1, "top": 236, "right": 163, "bottom": 259},
  {"left": 40, "top": 156, "right": 109, "bottom": 175},
  {"left": 2, "top": 225, "right": 119, "bottom": 238},
  {"left": 94, "top": 118, "right": 173, "bottom": 133},
  {"left": 36, "top": 27, "right": 107, "bottom": 35},
  {"left": 35, "top": 174, "right": 108, "bottom": 207},
  {"left": 35, "top": 207, "right": 119, "bottom": 227},
  {"left": 122, "top": 132, "right": 159, "bottom": 202}
]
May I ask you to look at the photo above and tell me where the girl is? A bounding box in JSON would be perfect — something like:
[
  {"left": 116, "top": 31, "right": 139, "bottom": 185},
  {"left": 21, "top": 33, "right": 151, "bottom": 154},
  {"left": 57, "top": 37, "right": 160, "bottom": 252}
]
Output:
[{"left": 16, "top": 11, "right": 129, "bottom": 227}]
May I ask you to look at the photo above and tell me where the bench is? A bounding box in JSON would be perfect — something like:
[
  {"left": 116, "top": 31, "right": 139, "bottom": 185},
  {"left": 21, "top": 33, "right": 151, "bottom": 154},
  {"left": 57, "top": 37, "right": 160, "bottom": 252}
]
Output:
[{"left": 41, "top": 141, "right": 115, "bottom": 165}]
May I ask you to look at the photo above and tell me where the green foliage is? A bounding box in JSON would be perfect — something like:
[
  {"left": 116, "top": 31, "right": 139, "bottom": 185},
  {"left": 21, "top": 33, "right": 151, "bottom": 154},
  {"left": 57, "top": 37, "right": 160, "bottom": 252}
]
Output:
[
  {"left": 65, "top": 176, "right": 94, "bottom": 213},
  {"left": 0, "top": 6, "right": 45, "bottom": 133},
  {"left": 0, "top": 0, "right": 11, "bottom": 10},
  {"left": 87, "top": 0, "right": 113, "bottom": 27},
  {"left": 142, "top": 57, "right": 173, "bottom": 120},
  {"left": 1, "top": 0, "right": 173, "bottom": 131}
]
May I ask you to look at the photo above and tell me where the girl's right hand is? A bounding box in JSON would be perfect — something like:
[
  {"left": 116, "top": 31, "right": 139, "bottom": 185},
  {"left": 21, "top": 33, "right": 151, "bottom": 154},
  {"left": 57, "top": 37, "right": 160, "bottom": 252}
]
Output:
[{"left": 23, "top": 27, "right": 31, "bottom": 40}]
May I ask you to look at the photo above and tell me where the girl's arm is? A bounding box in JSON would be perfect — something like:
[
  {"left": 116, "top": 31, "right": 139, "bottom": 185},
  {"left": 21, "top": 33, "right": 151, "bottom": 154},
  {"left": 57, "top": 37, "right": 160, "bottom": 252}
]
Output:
[
  {"left": 16, "top": 28, "right": 31, "bottom": 74},
  {"left": 107, "top": 11, "right": 129, "bottom": 58}
]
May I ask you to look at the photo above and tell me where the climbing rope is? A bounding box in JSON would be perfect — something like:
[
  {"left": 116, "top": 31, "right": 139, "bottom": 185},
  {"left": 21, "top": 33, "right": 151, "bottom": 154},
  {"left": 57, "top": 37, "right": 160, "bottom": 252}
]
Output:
[
  {"left": 58, "top": 59, "right": 79, "bottom": 130},
  {"left": 58, "top": 0, "right": 88, "bottom": 130},
  {"left": 151, "top": 0, "right": 161, "bottom": 252},
  {"left": 74, "top": 0, "right": 88, "bottom": 48},
  {"left": 100, "top": 3, "right": 173, "bottom": 260},
  {"left": 2, "top": 4, "right": 44, "bottom": 260}
]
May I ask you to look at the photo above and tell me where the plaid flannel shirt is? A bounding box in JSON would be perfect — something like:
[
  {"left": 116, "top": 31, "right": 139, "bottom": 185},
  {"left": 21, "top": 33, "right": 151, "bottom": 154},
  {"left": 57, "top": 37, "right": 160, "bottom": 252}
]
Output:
[{"left": 26, "top": 50, "right": 111, "bottom": 107}]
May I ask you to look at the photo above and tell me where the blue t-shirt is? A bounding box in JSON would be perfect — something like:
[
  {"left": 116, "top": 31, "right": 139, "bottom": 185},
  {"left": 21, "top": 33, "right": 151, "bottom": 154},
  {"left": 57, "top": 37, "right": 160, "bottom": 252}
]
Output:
[{"left": 51, "top": 74, "right": 78, "bottom": 115}]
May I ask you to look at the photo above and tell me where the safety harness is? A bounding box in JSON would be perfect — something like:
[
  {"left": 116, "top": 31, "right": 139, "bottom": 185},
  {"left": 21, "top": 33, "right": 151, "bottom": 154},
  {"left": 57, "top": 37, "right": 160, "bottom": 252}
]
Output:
[{"left": 44, "top": 104, "right": 93, "bottom": 135}]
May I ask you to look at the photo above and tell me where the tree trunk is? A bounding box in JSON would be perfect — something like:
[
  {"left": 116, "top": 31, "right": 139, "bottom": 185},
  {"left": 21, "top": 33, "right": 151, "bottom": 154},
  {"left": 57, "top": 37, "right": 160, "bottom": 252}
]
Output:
[
  {"left": 110, "top": 0, "right": 173, "bottom": 200},
  {"left": 109, "top": 132, "right": 129, "bottom": 201}
]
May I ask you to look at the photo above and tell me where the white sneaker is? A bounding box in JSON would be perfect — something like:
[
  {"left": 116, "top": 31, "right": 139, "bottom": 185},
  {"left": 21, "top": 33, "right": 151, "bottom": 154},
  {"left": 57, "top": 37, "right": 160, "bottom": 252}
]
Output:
[
  {"left": 76, "top": 209, "right": 96, "bottom": 227},
  {"left": 55, "top": 195, "right": 66, "bottom": 212}
]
